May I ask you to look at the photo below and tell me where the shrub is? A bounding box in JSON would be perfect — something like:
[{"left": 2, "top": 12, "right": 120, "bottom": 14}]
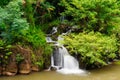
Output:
[
  {"left": 0, "top": 39, "right": 13, "bottom": 65},
  {"left": 59, "top": 0, "right": 120, "bottom": 33},
  {"left": 23, "top": 27, "right": 46, "bottom": 48},
  {"left": 0, "top": 0, "right": 11, "bottom": 7},
  {"left": 62, "top": 32, "right": 118, "bottom": 68},
  {"left": 0, "top": 0, "right": 29, "bottom": 44},
  {"left": 34, "top": 1, "right": 55, "bottom": 24}
]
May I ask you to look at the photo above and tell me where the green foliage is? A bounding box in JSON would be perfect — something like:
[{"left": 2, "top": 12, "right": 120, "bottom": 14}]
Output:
[
  {"left": 41, "top": 43, "right": 52, "bottom": 56},
  {"left": 1, "top": 0, "right": 119, "bottom": 70},
  {"left": 0, "top": 0, "right": 29, "bottom": 44},
  {"left": 31, "top": 42, "right": 52, "bottom": 68},
  {"left": 0, "top": 0, "right": 48, "bottom": 48},
  {"left": 23, "top": 0, "right": 35, "bottom": 27},
  {"left": 40, "top": 19, "right": 61, "bottom": 33},
  {"left": 35, "top": 60, "right": 44, "bottom": 68},
  {"left": 0, "top": 0, "right": 11, "bottom": 7},
  {"left": 16, "top": 54, "right": 24, "bottom": 63},
  {"left": 24, "top": 27, "right": 46, "bottom": 48},
  {"left": 31, "top": 53, "right": 44, "bottom": 68},
  {"left": 110, "top": 18, "right": 120, "bottom": 57},
  {"left": 34, "top": 1, "right": 55, "bottom": 24},
  {"left": 59, "top": 0, "right": 120, "bottom": 33},
  {"left": 62, "top": 32, "right": 118, "bottom": 68},
  {"left": 0, "top": 39, "right": 13, "bottom": 64}
]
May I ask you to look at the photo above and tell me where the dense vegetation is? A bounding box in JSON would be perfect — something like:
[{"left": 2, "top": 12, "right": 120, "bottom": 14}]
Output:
[
  {"left": 0, "top": 0, "right": 52, "bottom": 75},
  {"left": 63, "top": 32, "right": 118, "bottom": 69},
  {"left": 0, "top": 0, "right": 120, "bottom": 75},
  {"left": 59, "top": 0, "right": 120, "bottom": 33},
  {"left": 59, "top": 0, "right": 120, "bottom": 68}
]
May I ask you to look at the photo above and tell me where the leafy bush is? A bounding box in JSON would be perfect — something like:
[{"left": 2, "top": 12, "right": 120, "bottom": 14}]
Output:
[
  {"left": 111, "top": 23, "right": 120, "bottom": 51},
  {"left": 34, "top": 1, "right": 55, "bottom": 24},
  {"left": 16, "top": 54, "right": 24, "bottom": 63},
  {"left": 0, "top": 0, "right": 49, "bottom": 49},
  {"left": 62, "top": 32, "right": 118, "bottom": 68},
  {"left": 23, "top": 0, "right": 35, "bottom": 27},
  {"left": 0, "top": 0, "right": 29, "bottom": 44},
  {"left": 23, "top": 27, "right": 46, "bottom": 48},
  {"left": 59, "top": 0, "right": 120, "bottom": 33},
  {"left": 0, "top": 39, "right": 13, "bottom": 64},
  {"left": 0, "top": 0, "right": 11, "bottom": 7},
  {"left": 23, "top": 27, "right": 52, "bottom": 68}
]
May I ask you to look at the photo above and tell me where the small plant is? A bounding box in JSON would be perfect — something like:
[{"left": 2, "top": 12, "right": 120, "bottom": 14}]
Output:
[
  {"left": 35, "top": 59, "right": 44, "bottom": 69},
  {"left": 16, "top": 54, "right": 24, "bottom": 63},
  {"left": 0, "top": 39, "right": 13, "bottom": 65},
  {"left": 31, "top": 53, "right": 44, "bottom": 68}
]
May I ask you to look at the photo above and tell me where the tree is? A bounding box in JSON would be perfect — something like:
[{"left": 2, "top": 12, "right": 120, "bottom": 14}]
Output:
[{"left": 59, "top": 0, "right": 120, "bottom": 34}]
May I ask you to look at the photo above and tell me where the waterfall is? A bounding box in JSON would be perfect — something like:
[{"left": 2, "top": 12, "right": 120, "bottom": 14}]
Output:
[
  {"left": 46, "top": 37, "right": 53, "bottom": 43},
  {"left": 53, "top": 46, "right": 85, "bottom": 74},
  {"left": 50, "top": 27, "right": 57, "bottom": 35},
  {"left": 52, "top": 47, "right": 64, "bottom": 69},
  {"left": 46, "top": 27, "right": 86, "bottom": 74}
]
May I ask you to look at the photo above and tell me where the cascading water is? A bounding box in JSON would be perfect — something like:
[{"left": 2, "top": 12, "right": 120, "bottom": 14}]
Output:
[
  {"left": 50, "top": 39, "right": 85, "bottom": 74},
  {"left": 46, "top": 37, "right": 53, "bottom": 43},
  {"left": 51, "top": 47, "right": 64, "bottom": 69},
  {"left": 55, "top": 46, "right": 85, "bottom": 74},
  {"left": 46, "top": 27, "right": 86, "bottom": 74}
]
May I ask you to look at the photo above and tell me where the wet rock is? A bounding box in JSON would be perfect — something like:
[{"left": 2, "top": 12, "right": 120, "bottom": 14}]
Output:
[
  {"left": 19, "top": 60, "right": 31, "bottom": 74},
  {"left": 50, "top": 67, "right": 57, "bottom": 71},
  {"left": 5, "top": 54, "right": 18, "bottom": 76},
  {"left": 31, "top": 65, "right": 39, "bottom": 71},
  {"left": 5, "top": 62, "right": 18, "bottom": 76},
  {"left": 12, "top": 45, "right": 32, "bottom": 74},
  {"left": 0, "top": 45, "right": 46, "bottom": 76},
  {"left": 3, "top": 72, "right": 16, "bottom": 76}
]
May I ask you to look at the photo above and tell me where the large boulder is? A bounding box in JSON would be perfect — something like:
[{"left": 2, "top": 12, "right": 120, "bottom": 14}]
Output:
[
  {"left": 4, "top": 62, "right": 18, "bottom": 76},
  {"left": 2, "top": 72, "right": 16, "bottom": 76},
  {"left": 4, "top": 53, "right": 18, "bottom": 76},
  {"left": 14, "top": 45, "right": 32, "bottom": 74},
  {"left": 19, "top": 60, "right": 31, "bottom": 74}
]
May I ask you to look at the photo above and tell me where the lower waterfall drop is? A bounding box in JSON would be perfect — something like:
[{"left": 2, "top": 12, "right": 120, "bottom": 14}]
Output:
[{"left": 51, "top": 45, "right": 85, "bottom": 74}]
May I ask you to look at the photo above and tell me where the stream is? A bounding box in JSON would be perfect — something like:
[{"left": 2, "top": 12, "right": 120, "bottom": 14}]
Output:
[{"left": 0, "top": 63, "right": 120, "bottom": 80}]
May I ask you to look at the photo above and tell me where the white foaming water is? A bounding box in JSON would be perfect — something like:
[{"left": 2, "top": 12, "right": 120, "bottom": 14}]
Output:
[
  {"left": 57, "top": 48, "right": 85, "bottom": 74},
  {"left": 57, "top": 68, "right": 85, "bottom": 74},
  {"left": 53, "top": 46, "right": 85, "bottom": 74},
  {"left": 46, "top": 37, "right": 53, "bottom": 42},
  {"left": 46, "top": 37, "right": 56, "bottom": 43}
]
